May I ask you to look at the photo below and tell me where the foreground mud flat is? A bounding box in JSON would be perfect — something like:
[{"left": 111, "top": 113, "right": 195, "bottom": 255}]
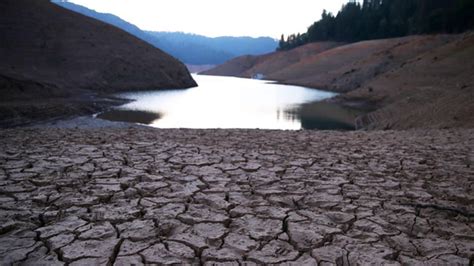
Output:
[{"left": 0, "top": 128, "right": 472, "bottom": 265}]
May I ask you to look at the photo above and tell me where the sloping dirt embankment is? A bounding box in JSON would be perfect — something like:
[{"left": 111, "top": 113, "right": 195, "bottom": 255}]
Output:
[
  {"left": 0, "top": 0, "right": 197, "bottom": 127},
  {"left": 202, "top": 34, "right": 474, "bottom": 129},
  {"left": 202, "top": 42, "right": 343, "bottom": 79}
]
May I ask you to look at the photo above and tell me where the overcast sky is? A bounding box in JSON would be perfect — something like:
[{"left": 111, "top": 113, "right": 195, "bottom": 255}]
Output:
[{"left": 67, "top": 0, "right": 348, "bottom": 38}]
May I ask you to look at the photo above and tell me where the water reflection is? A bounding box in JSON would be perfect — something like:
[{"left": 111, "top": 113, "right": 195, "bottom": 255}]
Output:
[
  {"left": 286, "top": 101, "right": 365, "bottom": 130},
  {"left": 98, "top": 75, "right": 362, "bottom": 130},
  {"left": 97, "top": 109, "right": 161, "bottom": 124}
]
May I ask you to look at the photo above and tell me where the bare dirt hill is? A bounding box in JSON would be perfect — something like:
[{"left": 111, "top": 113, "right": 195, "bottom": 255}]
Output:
[
  {"left": 0, "top": 0, "right": 196, "bottom": 94},
  {"left": 203, "top": 34, "right": 474, "bottom": 129},
  {"left": 242, "top": 42, "right": 343, "bottom": 79},
  {"left": 346, "top": 33, "right": 474, "bottom": 129},
  {"left": 0, "top": 0, "right": 197, "bottom": 126},
  {"left": 200, "top": 55, "right": 270, "bottom": 77},
  {"left": 202, "top": 42, "right": 342, "bottom": 78},
  {"left": 267, "top": 35, "right": 455, "bottom": 92}
]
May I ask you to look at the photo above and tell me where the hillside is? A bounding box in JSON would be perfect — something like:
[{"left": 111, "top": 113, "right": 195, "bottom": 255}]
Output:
[
  {"left": 268, "top": 35, "right": 456, "bottom": 92},
  {"left": 53, "top": 2, "right": 229, "bottom": 65},
  {"left": 347, "top": 33, "right": 474, "bottom": 129},
  {"left": 53, "top": 1, "right": 148, "bottom": 42},
  {"left": 203, "top": 34, "right": 474, "bottom": 129},
  {"left": 147, "top": 32, "right": 278, "bottom": 65},
  {"left": 202, "top": 42, "right": 343, "bottom": 78},
  {"left": 54, "top": 2, "right": 278, "bottom": 65},
  {"left": 0, "top": 0, "right": 196, "bottom": 126}
]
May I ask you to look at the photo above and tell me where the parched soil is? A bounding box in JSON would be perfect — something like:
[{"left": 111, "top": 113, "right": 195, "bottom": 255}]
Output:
[{"left": 0, "top": 128, "right": 472, "bottom": 265}]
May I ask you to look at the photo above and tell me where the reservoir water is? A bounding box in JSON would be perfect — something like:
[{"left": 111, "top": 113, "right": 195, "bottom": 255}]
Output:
[{"left": 98, "top": 75, "right": 363, "bottom": 130}]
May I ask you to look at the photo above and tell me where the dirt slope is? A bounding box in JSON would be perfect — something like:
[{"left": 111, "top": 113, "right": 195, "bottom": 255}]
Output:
[
  {"left": 268, "top": 35, "right": 455, "bottom": 92},
  {"left": 202, "top": 42, "right": 342, "bottom": 78},
  {"left": 346, "top": 33, "right": 474, "bottom": 129},
  {"left": 203, "top": 34, "right": 474, "bottom": 129},
  {"left": 0, "top": 0, "right": 197, "bottom": 126},
  {"left": 0, "top": 0, "right": 196, "bottom": 98},
  {"left": 201, "top": 55, "right": 270, "bottom": 77}
]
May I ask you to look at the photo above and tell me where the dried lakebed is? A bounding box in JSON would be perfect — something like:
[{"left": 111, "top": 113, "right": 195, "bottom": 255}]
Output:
[{"left": 0, "top": 128, "right": 473, "bottom": 265}]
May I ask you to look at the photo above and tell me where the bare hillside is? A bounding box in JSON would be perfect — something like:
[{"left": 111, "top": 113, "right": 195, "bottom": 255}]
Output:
[
  {"left": 0, "top": 0, "right": 196, "bottom": 98},
  {"left": 346, "top": 33, "right": 474, "bottom": 129},
  {"left": 0, "top": 0, "right": 197, "bottom": 126},
  {"left": 202, "top": 42, "right": 342, "bottom": 78},
  {"left": 203, "top": 34, "right": 474, "bottom": 129}
]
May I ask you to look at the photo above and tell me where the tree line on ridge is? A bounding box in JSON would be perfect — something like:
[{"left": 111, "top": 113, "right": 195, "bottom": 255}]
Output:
[{"left": 278, "top": 0, "right": 474, "bottom": 51}]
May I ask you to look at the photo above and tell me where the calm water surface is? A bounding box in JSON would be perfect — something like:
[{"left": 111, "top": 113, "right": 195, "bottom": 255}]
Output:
[{"left": 99, "top": 75, "right": 362, "bottom": 130}]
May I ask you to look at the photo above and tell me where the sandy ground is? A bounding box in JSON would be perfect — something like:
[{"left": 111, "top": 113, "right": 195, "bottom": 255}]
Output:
[{"left": 0, "top": 127, "right": 472, "bottom": 265}]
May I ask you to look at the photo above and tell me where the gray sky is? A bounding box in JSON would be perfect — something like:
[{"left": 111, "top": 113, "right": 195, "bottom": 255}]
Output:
[{"left": 67, "top": 0, "right": 348, "bottom": 38}]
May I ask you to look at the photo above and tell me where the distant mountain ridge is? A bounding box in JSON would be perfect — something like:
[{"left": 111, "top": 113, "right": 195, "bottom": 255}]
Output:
[
  {"left": 146, "top": 32, "right": 278, "bottom": 65},
  {"left": 53, "top": 1, "right": 278, "bottom": 65}
]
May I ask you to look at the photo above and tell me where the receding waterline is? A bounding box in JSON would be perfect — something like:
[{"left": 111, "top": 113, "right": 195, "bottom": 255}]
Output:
[{"left": 98, "top": 74, "right": 360, "bottom": 130}]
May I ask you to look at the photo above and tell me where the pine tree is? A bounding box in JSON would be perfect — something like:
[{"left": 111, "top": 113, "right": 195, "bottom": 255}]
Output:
[{"left": 276, "top": 0, "right": 474, "bottom": 51}]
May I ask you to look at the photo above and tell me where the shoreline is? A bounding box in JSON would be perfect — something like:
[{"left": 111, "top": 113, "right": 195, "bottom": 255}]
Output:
[
  {"left": 219, "top": 75, "right": 378, "bottom": 114},
  {"left": 2, "top": 75, "right": 375, "bottom": 130},
  {"left": 200, "top": 33, "right": 474, "bottom": 130},
  {"left": 0, "top": 93, "right": 131, "bottom": 128}
]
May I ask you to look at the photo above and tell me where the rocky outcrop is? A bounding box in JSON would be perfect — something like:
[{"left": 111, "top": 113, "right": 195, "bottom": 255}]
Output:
[{"left": 0, "top": 127, "right": 472, "bottom": 264}]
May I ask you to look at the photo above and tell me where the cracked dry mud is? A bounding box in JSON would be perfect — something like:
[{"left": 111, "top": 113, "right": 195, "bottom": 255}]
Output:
[{"left": 0, "top": 128, "right": 473, "bottom": 265}]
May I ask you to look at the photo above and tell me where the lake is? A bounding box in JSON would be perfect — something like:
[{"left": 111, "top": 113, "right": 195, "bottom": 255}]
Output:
[{"left": 98, "top": 75, "right": 363, "bottom": 130}]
